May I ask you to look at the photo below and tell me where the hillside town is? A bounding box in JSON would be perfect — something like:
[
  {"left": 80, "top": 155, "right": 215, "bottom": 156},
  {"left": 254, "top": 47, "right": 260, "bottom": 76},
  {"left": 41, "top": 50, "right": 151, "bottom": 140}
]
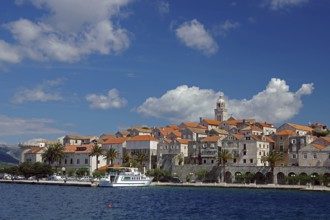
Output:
[{"left": 19, "top": 93, "right": 330, "bottom": 184}]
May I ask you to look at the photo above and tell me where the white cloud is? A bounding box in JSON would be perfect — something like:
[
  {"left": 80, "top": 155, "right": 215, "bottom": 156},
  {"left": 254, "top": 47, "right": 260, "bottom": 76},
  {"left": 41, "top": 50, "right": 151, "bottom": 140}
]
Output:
[
  {"left": 264, "top": 0, "right": 309, "bottom": 10},
  {"left": 86, "top": 89, "right": 127, "bottom": 110},
  {"left": 136, "top": 78, "right": 314, "bottom": 124},
  {"left": 212, "top": 20, "right": 240, "bottom": 37},
  {"left": 0, "top": 115, "right": 65, "bottom": 136},
  {"left": 175, "top": 19, "right": 218, "bottom": 56},
  {"left": 13, "top": 78, "right": 65, "bottom": 103},
  {"left": 228, "top": 78, "right": 313, "bottom": 123},
  {"left": 0, "top": 0, "right": 132, "bottom": 64},
  {"left": 158, "top": 0, "right": 170, "bottom": 15}
]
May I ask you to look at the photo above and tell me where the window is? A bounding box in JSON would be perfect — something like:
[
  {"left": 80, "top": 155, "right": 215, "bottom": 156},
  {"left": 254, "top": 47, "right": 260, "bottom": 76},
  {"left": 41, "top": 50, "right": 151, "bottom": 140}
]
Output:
[
  {"left": 211, "top": 160, "right": 214, "bottom": 164},
  {"left": 233, "top": 159, "right": 236, "bottom": 163},
  {"left": 291, "top": 139, "right": 296, "bottom": 144},
  {"left": 243, "top": 144, "right": 247, "bottom": 150},
  {"left": 65, "top": 159, "right": 67, "bottom": 164},
  {"left": 279, "top": 144, "right": 284, "bottom": 152},
  {"left": 292, "top": 154, "right": 297, "bottom": 159},
  {"left": 250, "top": 159, "right": 253, "bottom": 163},
  {"left": 203, "top": 160, "right": 206, "bottom": 164},
  {"left": 70, "top": 158, "right": 73, "bottom": 164},
  {"left": 301, "top": 138, "right": 305, "bottom": 144},
  {"left": 160, "top": 146, "right": 163, "bottom": 150},
  {"left": 243, "top": 159, "right": 246, "bottom": 163},
  {"left": 77, "top": 159, "right": 80, "bottom": 164},
  {"left": 303, "top": 153, "right": 307, "bottom": 159},
  {"left": 313, "top": 153, "right": 317, "bottom": 159},
  {"left": 85, "top": 159, "right": 88, "bottom": 164}
]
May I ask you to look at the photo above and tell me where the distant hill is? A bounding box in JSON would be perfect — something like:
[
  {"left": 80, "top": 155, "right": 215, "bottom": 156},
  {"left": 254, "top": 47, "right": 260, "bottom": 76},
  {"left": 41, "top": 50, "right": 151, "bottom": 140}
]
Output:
[{"left": 0, "top": 145, "right": 19, "bottom": 164}]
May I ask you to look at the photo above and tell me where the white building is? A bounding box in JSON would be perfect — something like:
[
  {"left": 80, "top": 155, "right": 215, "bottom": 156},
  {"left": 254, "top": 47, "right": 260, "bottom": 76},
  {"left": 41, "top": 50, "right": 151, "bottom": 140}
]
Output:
[
  {"left": 102, "top": 137, "right": 127, "bottom": 165},
  {"left": 126, "top": 135, "right": 159, "bottom": 169},
  {"left": 214, "top": 92, "right": 228, "bottom": 122}
]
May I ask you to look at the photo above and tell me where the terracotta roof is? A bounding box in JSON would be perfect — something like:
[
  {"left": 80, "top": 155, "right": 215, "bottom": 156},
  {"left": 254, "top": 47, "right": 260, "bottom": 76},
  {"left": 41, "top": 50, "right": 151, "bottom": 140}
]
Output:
[
  {"left": 64, "top": 144, "right": 94, "bottom": 154},
  {"left": 203, "top": 119, "right": 220, "bottom": 126},
  {"left": 210, "top": 128, "right": 229, "bottom": 135},
  {"left": 170, "top": 130, "right": 182, "bottom": 137},
  {"left": 276, "top": 130, "right": 296, "bottom": 136},
  {"left": 117, "top": 131, "right": 130, "bottom": 136},
  {"left": 321, "top": 137, "right": 330, "bottom": 143},
  {"left": 201, "top": 136, "right": 220, "bottom": 142},
  {"left": 25, "top": 147, "right": 43, "bottom": 154},
  {"left": 187, "top": 127, "right": 207, "bottom": 134},
  {"left": 288, "top": 123, "right": 313, "bottom": 132},
  {"left": 131, "top": 126, "right": 153, "bottom": 133},
  {"left": 181, "top": 122, "right": 200, "bottom": 128},
  {"left": 231, "top": 134, "right": 244, "bottom": 140},
  {"left": 103, "top": 137, "right": 127, "bottom": 144},
  {"left": 310, "top": 143, "right": 325, "bottom": 150},
  {"left": 167, "top": 125, "right": 180, "bottom": 130},
  {"left": 256, "top": 122, "right": 275, "bottom": 128},
  {"left": 127, "top": 135, "right": 158, "bottom": 142},
  {"left": 175, "top": 139, "right": 190, "bottom": 144}
]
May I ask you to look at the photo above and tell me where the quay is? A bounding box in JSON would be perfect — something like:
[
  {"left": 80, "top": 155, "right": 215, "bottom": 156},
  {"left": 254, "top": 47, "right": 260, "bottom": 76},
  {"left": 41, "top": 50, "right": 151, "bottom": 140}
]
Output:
[
  {"left": 1, "top": 179, "right": 330, "bottom": 192},
  {"left": 0, "top": 179, "right": 98, "bottom": 187}
]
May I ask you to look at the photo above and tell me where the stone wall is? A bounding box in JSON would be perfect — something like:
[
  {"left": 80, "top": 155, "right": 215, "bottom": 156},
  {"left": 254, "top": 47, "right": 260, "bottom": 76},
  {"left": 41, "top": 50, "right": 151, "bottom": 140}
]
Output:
[{"left": 171, "top": 164, "right": 330, "bottom": 182}]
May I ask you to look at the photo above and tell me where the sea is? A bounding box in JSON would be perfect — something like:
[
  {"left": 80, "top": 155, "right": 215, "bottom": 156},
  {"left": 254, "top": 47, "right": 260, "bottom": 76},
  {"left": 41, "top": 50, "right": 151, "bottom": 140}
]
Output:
[{"left": 0, "top": 183, "right": 329, "bottom": 220}]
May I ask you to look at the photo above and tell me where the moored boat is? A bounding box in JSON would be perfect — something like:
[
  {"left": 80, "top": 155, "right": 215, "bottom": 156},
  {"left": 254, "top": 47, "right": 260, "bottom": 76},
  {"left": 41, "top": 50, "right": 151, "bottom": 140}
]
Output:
[{"left": 98, "top": 167, "right": 153, "bottom": 187}]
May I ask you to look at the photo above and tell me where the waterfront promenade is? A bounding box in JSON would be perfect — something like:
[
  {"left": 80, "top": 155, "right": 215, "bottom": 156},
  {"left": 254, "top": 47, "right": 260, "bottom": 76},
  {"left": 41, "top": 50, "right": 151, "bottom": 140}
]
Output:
[{"left": 1, "top": 179, "right": 330, "bottom": 192}]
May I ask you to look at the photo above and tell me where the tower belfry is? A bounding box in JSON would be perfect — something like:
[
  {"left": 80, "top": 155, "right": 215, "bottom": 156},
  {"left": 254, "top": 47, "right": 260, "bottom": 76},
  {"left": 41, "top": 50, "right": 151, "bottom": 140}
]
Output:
[{"left": 214, "top": 92, "right": 228, "bottom": 122}]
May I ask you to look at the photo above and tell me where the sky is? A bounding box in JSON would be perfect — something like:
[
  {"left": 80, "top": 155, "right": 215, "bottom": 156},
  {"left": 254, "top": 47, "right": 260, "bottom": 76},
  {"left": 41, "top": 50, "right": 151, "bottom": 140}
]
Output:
[{"left": 0, "top": 0, "right": 329, "bottom": 145}]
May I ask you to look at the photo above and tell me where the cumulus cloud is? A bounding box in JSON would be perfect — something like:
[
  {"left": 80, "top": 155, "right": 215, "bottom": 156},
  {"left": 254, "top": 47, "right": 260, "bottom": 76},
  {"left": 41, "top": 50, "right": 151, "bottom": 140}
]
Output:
[
  {"left": 175, "top": 19, "right": 218, "bottom": 55},
  {"left": 13, "top": 78, "right": 65, "bottom": 103},
  {"left": 0, "top": 0, "right": 131, "bottom": 64},
  {"left": 263, "top": 0, "right": 309, "bottom": 10},
  {"left": 86, "top": 89, "right": 127, "bottom": 110},
  {"left": 0, "top": 115, "right": 65, "bottom": 136},
  {"left": 136, "top": 78, "right": 314, "bottom": 124}
]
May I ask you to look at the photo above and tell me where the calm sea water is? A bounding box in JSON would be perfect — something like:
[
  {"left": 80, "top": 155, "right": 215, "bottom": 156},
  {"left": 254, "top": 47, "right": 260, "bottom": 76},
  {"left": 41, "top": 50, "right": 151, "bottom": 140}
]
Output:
[{"left": 0, "top": 183, "right": 329, "bottom": 220}]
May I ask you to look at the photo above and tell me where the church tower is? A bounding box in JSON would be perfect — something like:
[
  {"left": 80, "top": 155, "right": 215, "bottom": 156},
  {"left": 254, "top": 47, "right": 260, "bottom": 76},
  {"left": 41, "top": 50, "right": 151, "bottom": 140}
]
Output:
[{"left": 214, "top": 92, "right": 228, "bottom": 122}]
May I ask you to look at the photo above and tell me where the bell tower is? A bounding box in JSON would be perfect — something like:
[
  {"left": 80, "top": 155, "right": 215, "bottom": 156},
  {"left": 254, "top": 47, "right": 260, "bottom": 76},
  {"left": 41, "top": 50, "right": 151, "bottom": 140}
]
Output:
[{"left": 214, "top": 92, "right": 228, "bottom": 122}]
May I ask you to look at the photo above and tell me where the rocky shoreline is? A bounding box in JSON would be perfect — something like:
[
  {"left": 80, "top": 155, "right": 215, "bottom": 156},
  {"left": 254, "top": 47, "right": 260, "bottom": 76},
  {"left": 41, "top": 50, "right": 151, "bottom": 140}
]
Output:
[{"left": 1, "top": 179, "right": 330, "bottom": 192}]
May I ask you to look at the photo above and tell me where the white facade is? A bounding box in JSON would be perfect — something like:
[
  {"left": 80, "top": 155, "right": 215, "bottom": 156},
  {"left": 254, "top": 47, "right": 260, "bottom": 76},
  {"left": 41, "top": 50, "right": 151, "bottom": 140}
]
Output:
[
  {"left": 126, "top": 135, "right": 159, "bottom": 169},
  {"left": 214, "top": 92, "right": 228, "bottom": 122}
]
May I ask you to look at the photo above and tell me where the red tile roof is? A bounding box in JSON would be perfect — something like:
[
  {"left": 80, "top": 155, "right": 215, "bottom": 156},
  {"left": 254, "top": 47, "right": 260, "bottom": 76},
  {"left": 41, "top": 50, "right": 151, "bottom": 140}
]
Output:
[
  {"left": 103, "top": 137, "right": 127, "bottom": 144},
  {"left": 127, "top": 135, "right": 158, "bottom": 142},
  {"left": 201, "top": 136, "right": 220, "bottom": 142}
]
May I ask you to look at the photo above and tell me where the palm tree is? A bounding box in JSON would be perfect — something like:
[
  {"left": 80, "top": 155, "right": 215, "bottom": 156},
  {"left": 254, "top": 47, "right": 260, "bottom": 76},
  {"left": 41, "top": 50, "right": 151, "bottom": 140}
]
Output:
[
  {"left": 217, "top": 150, "right": 233, "bottom": 183},
  {"left": 122, "top": 150, "right": 132, "bottom": 165},
  {"left": 42, "top": 143, "right": 64, "bottom": 166},
  {"left": 42, "top": 145, "right": 56, "bottom": 165},
  {"left": 262, "top": 151, "right": 282, "bottom": 184},
  {"left": 52, "top": 143, "right": 65, "bottom": 165},
  {"left": 135, "top": 152, "right": 148, "bottom": 168},
  {"left": 104, "top": 148, "right": 119, "bottom": 166},
  {"left": 89, "top": 143, "right": 105, "bottom": 171}
]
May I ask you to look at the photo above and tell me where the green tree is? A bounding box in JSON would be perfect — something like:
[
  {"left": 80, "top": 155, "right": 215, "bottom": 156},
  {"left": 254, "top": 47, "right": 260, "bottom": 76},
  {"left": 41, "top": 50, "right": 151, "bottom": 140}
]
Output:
[
  {"left": 42, "top": 143, "right": 65, "bottom": 168},
  {"left": 262, "top": 151, "right": 282, "bottom": 184},
  {"left": 135, "top": 152, "right": 148, "bottom": 167},
  {"left": 89, "top": 144, "right": 104, "bottom": 171},
  {"left": 195, "top": 169, "right": 208, "bottom": 182},
  {"left": 146, "top": 168, "right": 170, "bottom": 181},
  {"left": 104, "top": 148, "right": 119, "bottom": 166},
  {"left": 217, "top": 150, "right": 232, "bottom": 183},
  {"left": 122, "top": 151, "right": 132, "bottom": 164}
]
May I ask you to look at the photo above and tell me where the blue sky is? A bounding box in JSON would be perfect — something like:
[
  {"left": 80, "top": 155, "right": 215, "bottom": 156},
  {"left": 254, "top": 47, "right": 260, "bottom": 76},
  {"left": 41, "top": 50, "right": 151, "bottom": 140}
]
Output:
[{"left": 0, "top": 0, "right": 329, "bottom": 144}]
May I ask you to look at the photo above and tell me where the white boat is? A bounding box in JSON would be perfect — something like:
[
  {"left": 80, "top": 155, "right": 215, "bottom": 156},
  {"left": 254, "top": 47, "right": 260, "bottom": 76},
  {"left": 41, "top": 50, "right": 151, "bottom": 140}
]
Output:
[{"left": 98, "top": 167, "right": 153, "bottom": 187}]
